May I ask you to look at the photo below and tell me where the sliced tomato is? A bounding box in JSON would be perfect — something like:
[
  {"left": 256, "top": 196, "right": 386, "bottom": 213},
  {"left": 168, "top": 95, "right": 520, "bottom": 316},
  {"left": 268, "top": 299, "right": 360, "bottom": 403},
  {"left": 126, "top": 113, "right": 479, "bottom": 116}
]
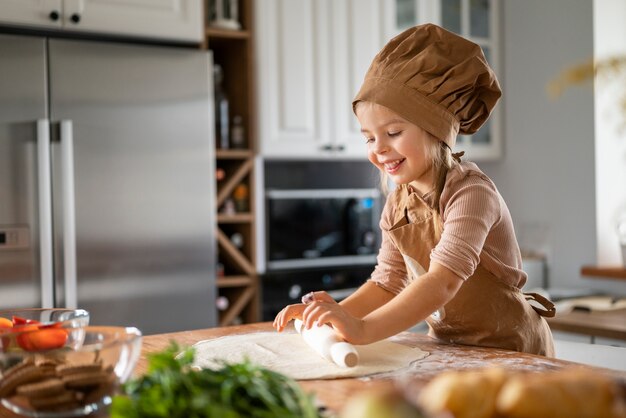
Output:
[
  {"left": 0, "top": 317, "right": 12, "bottom": 329},
  {"left": 17, "top": 327, "right": 67, "bottom": 351},
  {"left": 12, "top": 316, "right": 41, "bottom": 326}
]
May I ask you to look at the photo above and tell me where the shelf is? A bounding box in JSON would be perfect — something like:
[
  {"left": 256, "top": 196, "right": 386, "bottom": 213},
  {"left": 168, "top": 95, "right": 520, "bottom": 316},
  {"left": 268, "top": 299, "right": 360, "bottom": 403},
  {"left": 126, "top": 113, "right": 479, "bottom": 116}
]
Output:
[
  {"left": 209, "top": 0, "right": 258, "bottom": 327},
  {"left": 581, "top": 266, "right": 626, "bottom": 281},
  {"left": 206, "top": 27, "right": 250, "bottom": 40},
  {"left": 216, "top": 149, "right": 254, "bottom": 159},
  {"left": 217, "top": 275, "right": 254, "bottom": 287},
  {"left": 218, "top": 285, "right": 256, "bottom": 326},
  {"left": 217, "top": 213, "right": 254, "bottom": 223},
  {"left": 216, "top": 158, "right": 253, "bottom": 206}
]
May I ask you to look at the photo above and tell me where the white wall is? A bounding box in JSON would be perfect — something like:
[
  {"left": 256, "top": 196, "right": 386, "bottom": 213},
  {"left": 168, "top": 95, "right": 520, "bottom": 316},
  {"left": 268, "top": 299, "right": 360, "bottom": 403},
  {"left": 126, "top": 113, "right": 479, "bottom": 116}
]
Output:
[
  {"left": 594, "top": 0, "right": 626, "bottom": 266},
  {"left": 480, "top": 0, "right": 624, "bottom": 295}
]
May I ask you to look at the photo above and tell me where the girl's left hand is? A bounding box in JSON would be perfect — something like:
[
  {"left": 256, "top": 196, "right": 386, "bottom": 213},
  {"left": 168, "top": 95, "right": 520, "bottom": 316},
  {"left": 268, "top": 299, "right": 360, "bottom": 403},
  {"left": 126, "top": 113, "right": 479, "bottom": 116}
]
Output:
[{"left": 302, "top": 292, "right": 368, "bottom": 345}]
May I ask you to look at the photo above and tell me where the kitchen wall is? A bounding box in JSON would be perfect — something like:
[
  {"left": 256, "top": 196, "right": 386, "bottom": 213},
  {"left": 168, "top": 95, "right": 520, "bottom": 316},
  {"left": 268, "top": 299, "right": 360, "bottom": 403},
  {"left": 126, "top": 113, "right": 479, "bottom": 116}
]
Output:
[{"left": 480, "top": 0, "right": 624, "bottom": 295}]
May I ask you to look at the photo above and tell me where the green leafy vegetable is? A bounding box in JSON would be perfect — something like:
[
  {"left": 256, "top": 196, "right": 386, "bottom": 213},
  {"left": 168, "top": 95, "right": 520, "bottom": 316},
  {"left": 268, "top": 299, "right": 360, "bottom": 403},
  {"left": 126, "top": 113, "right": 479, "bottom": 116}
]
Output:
[{"left": 111, "top": 342, "right": 321, "bottom": 418}]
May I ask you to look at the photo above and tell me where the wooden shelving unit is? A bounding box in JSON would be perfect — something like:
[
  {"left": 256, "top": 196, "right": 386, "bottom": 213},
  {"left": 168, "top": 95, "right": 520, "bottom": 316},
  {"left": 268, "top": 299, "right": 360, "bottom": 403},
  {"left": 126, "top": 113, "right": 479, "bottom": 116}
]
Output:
[
  {"left": 581, "top": 266, "right": 626, "bottom": 281},
  {"left": 205, "top": 0, "right": 259, "bottom": 326}
]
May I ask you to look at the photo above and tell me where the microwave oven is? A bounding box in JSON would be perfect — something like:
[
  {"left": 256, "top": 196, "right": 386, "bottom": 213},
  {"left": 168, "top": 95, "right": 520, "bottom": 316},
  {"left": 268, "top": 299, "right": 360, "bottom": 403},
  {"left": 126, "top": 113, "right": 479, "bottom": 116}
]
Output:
[{"left": 265, "top": 188, "right": 382, "bottom": 270}]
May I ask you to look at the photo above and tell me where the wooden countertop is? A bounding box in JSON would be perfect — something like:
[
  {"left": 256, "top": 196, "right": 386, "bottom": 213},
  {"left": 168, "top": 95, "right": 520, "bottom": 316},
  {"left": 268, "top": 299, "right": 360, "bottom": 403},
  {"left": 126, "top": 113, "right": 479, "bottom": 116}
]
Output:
[
  {"left": 547, "top": 307, "right": 626, "bottom": 341},
  {"left": 2, "top": 322, "right": 625, "bottom": 417},
  {"left": 136, "top": 322, "right": 626, "bottom": 413}
]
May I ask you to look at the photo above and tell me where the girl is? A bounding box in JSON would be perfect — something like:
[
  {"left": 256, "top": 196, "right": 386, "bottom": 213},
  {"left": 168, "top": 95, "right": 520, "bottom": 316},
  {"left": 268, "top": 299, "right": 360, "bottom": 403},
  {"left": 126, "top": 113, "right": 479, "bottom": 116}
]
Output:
[{"left": 273, "top": 24, "right": 555, "bottom": 356}]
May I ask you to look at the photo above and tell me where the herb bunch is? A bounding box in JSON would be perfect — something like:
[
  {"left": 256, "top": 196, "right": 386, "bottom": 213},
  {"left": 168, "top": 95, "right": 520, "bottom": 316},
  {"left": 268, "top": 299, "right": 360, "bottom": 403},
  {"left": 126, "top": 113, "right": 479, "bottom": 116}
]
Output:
[{"left": 111, "top": 342, "right": 321, "bottom": 418}]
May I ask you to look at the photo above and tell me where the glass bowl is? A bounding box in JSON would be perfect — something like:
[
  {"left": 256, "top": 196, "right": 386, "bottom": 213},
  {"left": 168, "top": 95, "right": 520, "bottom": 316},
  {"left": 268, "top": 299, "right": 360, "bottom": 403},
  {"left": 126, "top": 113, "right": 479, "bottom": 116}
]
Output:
[
  {"left": 0, "top": 308, "right": 90, "bottom": 353},
  {"left": 0, "top": 326, "right": 142, "bottom": 417}
]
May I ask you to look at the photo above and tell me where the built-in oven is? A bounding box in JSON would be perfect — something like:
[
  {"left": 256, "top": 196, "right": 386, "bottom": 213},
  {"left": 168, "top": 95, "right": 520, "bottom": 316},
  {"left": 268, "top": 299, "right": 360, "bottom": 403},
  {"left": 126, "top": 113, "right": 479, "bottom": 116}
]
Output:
[{"left": 262, "top": 188, "right": 382, "bottom": 320}]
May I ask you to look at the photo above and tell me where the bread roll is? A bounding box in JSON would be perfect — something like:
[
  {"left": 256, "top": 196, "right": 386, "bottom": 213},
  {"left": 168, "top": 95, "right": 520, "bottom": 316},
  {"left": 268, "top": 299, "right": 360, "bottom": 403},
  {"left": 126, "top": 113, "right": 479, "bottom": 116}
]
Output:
[
  {"left": 417, "top": 367, "right": 506, "bottom": 418},
  {"left": 496, "top": 368, "right": 626, "bottom": 418}
]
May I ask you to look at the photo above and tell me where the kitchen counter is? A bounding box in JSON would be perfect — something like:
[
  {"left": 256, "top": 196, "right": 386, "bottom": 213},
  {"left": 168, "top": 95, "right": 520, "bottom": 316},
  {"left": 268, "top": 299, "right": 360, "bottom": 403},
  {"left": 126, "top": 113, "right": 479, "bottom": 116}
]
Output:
[
  {"left": 2, "top": 322, "right": 625, "bottom": 417},
  {"left": 136, "top": 322, "right": 626, "bottom": 413},
  {"left": 547, "top": 307, "right": 626, "bottom": 341}
]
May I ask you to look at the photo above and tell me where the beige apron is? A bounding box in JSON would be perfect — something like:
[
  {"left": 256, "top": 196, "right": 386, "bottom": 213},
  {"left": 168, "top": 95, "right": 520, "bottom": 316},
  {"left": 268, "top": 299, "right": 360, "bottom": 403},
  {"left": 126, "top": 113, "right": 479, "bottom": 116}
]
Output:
[{"left": 387, "top": 186, "right": 555, "bottom": 356}]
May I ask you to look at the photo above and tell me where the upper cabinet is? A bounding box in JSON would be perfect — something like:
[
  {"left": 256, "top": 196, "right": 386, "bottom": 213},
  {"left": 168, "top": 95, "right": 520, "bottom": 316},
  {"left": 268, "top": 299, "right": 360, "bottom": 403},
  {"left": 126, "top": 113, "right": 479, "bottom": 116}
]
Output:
[
  {"left": 256, "top": 0, "right": 389, "bottom": 159},
  {"left": 391, "top": 0, "right": 502, "bottom": 160},
  {"left": 0, "top": 0, "right": 203, "bottom": 43},
  {"left": 256, "top": 0, "right": 501, "bottom": 161}
]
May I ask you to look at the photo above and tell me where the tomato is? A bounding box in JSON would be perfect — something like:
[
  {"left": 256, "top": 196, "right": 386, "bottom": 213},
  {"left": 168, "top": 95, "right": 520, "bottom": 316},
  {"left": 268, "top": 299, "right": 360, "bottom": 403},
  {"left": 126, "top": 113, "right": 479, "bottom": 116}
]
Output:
[
  {"left": 17, "top": 327, "right": 68, "bottom": 351},
  {"left": 0, "top": 317, "right": 13, "bottom": 352},
  {"left": 12, "top": 316, "right": 41, "bottom": 326},
  {"left": 0, "top": 317, "right": 12, "bottom": 329}
]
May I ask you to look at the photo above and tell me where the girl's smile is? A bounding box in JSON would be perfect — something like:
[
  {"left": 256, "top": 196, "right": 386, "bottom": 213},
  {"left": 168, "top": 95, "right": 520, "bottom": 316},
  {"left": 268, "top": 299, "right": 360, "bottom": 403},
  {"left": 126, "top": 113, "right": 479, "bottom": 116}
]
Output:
[{"left": 356, "top": 102, "right": 435, "bottom": 195}]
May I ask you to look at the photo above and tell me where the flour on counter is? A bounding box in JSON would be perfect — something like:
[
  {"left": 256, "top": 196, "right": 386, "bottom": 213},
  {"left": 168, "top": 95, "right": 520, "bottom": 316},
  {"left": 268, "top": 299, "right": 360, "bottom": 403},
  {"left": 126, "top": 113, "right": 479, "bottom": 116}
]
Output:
[{"left": 190, "top": 331, "right": 429, "bottom": 380}]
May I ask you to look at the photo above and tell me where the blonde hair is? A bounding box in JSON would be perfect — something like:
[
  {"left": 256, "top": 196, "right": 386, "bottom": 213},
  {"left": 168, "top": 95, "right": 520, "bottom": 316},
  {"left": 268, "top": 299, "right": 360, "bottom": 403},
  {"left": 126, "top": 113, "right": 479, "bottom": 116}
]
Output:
[{"left": 378, "top": 135, "right": 456, "bottom": 215}]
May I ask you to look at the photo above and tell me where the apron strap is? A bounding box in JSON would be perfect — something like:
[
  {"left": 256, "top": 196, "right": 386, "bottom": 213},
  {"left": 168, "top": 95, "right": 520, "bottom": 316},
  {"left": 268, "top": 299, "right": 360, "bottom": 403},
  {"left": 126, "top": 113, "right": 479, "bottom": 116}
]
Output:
[{"left": 524, "top": 292, "right": 556, "bottom": 318}]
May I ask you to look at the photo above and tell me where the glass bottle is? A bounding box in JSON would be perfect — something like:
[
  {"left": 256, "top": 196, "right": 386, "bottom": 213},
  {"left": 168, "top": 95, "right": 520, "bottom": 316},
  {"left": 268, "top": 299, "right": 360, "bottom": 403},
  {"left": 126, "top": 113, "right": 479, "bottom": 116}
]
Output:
[
  {"left": 231, "top": 115, "right": 245, "bottom": 149},
  {"left": 213, "top": 64, "right": 230, "bottom": 149}
]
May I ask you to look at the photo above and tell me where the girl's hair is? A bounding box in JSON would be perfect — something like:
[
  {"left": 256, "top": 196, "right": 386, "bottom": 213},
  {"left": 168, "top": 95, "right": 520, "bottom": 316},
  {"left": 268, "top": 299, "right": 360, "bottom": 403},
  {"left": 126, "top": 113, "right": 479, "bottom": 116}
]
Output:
[{"left": 378, "top": 135, "right": 456, "bottom": 215}]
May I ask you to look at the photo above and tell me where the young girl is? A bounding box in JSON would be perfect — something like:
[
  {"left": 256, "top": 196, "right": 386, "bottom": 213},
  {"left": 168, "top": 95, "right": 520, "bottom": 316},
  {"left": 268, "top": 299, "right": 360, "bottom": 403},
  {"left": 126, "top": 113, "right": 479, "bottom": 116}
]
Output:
[{"left": 273, "top": 24, "right": 555, "bottom": 356}]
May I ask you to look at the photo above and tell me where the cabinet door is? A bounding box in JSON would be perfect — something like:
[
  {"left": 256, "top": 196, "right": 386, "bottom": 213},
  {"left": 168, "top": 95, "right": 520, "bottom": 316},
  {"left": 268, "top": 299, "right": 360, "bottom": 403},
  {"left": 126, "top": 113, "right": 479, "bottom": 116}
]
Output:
[
  {"left": 0, "top": 0, "right": 63, "bottom": 29},
  {"left": 256, "top": 0, "right": 332, "bottom": 158},
  {"left": 257, "top": 0, "right": 387, "bottom": 159},
  {"left": 391, "top": 0, "right": 502, "bottom": 160},
  {"left": 62, "top": 0, "right": 203, "bottom": 42},
  {"left": 333, "top": 0, "right": 388, "bottom": 158}
]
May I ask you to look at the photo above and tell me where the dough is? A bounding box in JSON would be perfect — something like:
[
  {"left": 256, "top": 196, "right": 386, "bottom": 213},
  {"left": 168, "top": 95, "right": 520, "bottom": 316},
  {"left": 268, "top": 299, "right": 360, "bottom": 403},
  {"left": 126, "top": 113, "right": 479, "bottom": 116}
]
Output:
[{"left": 191, "top": 331, "right": 429, "bottom": 380}]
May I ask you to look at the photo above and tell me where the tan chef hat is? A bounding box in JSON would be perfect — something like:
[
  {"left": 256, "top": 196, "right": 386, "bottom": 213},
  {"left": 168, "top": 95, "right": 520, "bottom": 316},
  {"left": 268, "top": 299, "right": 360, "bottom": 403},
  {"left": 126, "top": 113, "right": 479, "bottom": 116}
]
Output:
[{"left": 353, "top": 24, "right": 501, "bottom": 148}]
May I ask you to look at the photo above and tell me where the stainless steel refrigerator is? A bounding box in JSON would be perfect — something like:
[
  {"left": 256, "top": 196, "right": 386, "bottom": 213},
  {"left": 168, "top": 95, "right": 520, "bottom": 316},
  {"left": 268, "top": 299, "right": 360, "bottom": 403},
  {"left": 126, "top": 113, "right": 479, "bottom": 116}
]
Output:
[{"left": 0, "top": 34, "right": 217, "bottom": 334}]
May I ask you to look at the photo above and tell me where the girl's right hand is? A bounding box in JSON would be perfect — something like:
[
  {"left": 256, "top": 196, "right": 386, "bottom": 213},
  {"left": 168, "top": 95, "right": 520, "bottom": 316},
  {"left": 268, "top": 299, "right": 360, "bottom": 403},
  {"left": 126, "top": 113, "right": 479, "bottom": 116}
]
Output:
[{"left": 273, "top": 303, "right": 306, "bottom": 332}]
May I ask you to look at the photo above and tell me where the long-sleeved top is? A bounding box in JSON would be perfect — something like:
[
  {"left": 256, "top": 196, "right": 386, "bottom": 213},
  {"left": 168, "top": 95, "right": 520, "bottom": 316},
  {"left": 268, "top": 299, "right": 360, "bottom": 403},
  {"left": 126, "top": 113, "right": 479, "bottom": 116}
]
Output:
[{"left": 370, "top": 161, "right": 526, "bottom": 294}]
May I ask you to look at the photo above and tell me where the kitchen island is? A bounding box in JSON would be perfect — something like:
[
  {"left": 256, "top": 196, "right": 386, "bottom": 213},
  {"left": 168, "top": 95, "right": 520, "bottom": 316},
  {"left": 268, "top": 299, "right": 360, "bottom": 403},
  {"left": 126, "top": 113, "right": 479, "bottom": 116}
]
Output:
[
  {"left": 135, "top": 322, "right": 626, "bottom": 414},
  {"left": 1, "top": 322, "right": 624, "bottom": 417}
]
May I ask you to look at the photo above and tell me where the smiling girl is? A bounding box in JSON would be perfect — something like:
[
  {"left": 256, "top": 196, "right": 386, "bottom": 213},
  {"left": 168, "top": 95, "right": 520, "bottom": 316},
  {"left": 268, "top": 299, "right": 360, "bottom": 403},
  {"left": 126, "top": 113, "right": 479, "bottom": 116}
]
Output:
[{"left": 273, "top": 24, "right": 555, "bottom": 356}]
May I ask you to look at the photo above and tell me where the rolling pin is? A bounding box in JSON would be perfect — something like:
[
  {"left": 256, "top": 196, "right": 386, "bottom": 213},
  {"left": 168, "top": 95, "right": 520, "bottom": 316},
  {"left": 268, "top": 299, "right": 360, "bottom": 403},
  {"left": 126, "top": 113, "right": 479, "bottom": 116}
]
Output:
[{"left": 294, "top": 319, "right": 359, "bottom": 368}]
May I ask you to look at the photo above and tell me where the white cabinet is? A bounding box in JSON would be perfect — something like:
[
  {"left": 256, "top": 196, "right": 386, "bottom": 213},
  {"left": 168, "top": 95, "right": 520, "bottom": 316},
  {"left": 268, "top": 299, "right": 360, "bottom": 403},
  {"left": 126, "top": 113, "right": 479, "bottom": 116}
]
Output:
[
  {"left": 392, "top": 0, "right": 502, "bottom": 160},
  {"left": 0, "top": 0, "right": 203, "bottom": 43},
  {"left": 256, "top": 0, "right": 389, "bottom": 159}
]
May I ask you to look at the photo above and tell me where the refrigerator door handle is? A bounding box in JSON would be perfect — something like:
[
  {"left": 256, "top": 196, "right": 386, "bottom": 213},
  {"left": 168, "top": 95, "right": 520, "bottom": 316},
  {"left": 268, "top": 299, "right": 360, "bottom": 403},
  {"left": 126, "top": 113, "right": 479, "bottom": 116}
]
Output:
[
  {"left": 60, "top": 120, "right": 78, "bottom": 309},
  {"left": 37, "top": 119, "right": 54, "bottom": 308}
]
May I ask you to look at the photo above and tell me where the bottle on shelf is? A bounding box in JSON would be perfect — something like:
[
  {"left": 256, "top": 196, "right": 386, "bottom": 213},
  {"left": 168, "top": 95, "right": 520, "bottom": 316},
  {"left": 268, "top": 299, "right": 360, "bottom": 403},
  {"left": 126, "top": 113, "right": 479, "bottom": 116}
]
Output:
[
  {"left": 230, "top": 232, "right": 244, "bottom": 249},
  {"left": 216, "top": 262, "right": 224, "bottom": 277},
  {"left": 233, "top": 184, "right": 249, "bottom": 212},
  {"left": 213, "top": 64, "right": 230, "bottom": 149},
  {"left": 220, "top": 198, "right": 236, "bottom": 215},
  {"left": 216, "top": 295, "right": 229, "bottom": 311},
  {"left": 231, "top": 115, "right": 246, "bottom": 149}
]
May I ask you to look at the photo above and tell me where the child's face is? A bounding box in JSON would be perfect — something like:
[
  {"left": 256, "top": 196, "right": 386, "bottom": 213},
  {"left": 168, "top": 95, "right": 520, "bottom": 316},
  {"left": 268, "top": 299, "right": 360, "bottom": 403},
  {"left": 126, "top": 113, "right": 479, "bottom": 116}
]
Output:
[{"left": 357, "top": 102, "right": 434, "bottom": 194}]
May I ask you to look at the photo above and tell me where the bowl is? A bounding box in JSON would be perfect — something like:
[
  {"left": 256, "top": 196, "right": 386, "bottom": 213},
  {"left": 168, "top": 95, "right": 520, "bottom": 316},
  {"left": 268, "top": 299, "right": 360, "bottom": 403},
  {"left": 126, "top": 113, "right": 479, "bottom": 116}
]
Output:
[
  {"left": 0, "top": 326, "right": 142, "bottom": 417},
  {"left": 0, "top": 308, "right": 90, "bottom": 353}
]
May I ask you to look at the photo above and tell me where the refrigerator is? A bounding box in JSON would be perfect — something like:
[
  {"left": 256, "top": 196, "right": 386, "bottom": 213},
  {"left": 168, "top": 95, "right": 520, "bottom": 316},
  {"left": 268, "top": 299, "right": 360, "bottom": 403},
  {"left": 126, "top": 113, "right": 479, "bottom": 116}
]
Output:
[{"left": 0, "top": 34, "right": 217, "bottom": 334}]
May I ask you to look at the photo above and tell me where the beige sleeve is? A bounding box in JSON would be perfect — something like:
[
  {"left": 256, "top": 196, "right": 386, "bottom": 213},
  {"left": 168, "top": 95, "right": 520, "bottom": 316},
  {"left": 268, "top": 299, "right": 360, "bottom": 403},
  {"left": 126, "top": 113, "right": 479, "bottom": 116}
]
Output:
[
  {"left": 430, "top": 175, "right": 501, "bottom": 280},
  {"left": 368, "top": 193, "right": 410, "bottom": 295}
]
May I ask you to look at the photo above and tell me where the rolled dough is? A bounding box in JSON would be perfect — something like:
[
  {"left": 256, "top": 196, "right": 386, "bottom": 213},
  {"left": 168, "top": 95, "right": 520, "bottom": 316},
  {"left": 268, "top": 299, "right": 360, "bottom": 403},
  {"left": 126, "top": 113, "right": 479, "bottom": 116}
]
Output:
[{"left": 190, "top": 331, "right": 429, "bottom": 380}]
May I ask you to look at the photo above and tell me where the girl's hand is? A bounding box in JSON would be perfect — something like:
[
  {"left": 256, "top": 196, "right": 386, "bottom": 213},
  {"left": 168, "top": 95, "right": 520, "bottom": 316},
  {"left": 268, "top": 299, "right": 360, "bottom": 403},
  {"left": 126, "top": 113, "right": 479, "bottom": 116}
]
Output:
[
  {"left": 273, "top": 303, "right": 306, "bottom": 332},
  {"left": 272, "top": 291, "right": 336, "bottom": 332},
  {"left": 302, "top": 292, "right": 367, "bottom": 344}
]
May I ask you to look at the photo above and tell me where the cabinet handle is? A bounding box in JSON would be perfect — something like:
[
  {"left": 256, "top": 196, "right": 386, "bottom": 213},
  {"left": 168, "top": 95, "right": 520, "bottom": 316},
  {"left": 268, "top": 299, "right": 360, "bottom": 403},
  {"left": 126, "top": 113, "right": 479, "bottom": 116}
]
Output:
[
  {"left": 70, "top": 13, "right": 81, "bottom": 24},
  {"left": 49, "top": 10, "right": 60, "bottom": 21},
  {"left": 320, "top": 144, "right": 333, "bottom": 151},
  {"left": 334, "top": 144, "right": 345, "bottom": 152}
]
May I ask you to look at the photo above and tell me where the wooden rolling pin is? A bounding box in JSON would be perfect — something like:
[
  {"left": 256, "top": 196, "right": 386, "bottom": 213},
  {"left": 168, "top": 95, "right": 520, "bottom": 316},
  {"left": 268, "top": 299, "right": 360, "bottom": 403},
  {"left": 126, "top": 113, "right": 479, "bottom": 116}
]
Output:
[{"left": 294, "top": 319, "right": 359, "bottom": 368}]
